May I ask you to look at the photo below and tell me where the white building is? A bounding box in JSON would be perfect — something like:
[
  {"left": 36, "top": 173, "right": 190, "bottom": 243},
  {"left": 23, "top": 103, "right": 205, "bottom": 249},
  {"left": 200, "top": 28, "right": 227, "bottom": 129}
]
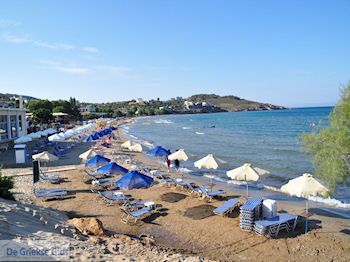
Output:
[
  {"left": 0, "top": 108, "right": 27, "bottom": 142},
  {"left": 135, "top": 98, "right": 145, "bottom": 104},
  {"left": 80, "top": 105, "right": 96, "bottom": 116}
]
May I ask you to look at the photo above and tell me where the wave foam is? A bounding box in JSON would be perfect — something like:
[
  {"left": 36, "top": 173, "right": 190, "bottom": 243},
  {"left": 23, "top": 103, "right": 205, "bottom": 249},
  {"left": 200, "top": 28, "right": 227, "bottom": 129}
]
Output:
[
  {"left": 308, "top": 196, "right": 350, "bottom": 209},
  {"left": 182, "top": 127, "right": 191, "bottom": 130},
  {"left": 154, "top": 119, "right": 174, "bottom": 124},
  {"left": 195, "top": 132, "right": 205, "bottom": 135}
]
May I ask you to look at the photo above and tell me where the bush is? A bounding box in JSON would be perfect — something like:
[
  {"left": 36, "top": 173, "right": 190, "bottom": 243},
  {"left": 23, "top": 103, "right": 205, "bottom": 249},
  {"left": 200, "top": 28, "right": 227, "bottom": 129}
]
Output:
[
  {"left": 302, "top": 84, "right": 350, "bottom": 192},
  {"left": 0, "top": 170, "right": 15, "bottom": 200}
]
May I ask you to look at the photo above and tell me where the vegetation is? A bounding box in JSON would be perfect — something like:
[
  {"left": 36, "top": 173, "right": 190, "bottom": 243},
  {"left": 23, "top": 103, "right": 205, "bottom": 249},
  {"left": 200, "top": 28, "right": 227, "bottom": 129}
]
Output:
[
  {"left": 27, "top": 99, "right": 54, "bottom": 124},
  {"left": 27, "top": 97, "right": 81, "bottom": 124},
  {"left": 302, "top": 84, "right": 350, "bottom": 191},
  {"left": 0, "top": 170, "right": 15, "bottom": 200},
  {"left": 188, "top": 94, "right": 285, "bottom": 112}
]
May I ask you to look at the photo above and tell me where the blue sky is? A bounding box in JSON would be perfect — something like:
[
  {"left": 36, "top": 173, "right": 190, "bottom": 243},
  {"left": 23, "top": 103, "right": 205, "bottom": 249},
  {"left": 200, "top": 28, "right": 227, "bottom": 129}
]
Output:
[{"left": 0, "top": 1, "right": 349, "bottom": 107}]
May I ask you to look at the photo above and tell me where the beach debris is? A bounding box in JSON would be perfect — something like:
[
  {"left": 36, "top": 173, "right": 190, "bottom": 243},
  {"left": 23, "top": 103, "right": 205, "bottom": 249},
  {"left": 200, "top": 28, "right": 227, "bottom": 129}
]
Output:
[
  {"left": 139, "top": 234, "right": 156, "bottom": 247},
  {"left": 69, "top": 217, "right": 105, "bottom": 236}
]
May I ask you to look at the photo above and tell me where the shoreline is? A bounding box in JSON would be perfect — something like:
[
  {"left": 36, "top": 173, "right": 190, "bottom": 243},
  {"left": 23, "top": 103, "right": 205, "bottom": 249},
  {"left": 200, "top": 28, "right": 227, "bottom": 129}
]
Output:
[{"left": 121, "top": 116, "right": 350, "bottom": 216}]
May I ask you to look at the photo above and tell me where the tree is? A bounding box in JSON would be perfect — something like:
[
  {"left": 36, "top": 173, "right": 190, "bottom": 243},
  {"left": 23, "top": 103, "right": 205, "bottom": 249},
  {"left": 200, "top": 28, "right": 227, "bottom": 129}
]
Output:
[
  {"left": 0, "top": 170, "right": 14, "bottom": 200},
  {"left": 302, "top": 84, "right": 350, "bottom": 191},
  {"left": 27, "top": 99, "right": 53, "bottom": 112},
  {"left": 27, "top": 100, "right": 53, "bottom": 124},
  {"left": 33, "top": 108, "right": 53, "bottom": 124}
]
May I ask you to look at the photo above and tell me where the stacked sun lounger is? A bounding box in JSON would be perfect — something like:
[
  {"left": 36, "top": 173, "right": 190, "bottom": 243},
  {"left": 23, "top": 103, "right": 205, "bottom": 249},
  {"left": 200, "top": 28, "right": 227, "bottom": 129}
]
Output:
[
  {"left": 239, "top": 197, "right": 263, "bottom": 231},
  {"left": 254, "top": 213, "right": 298, "bottom": 237}
]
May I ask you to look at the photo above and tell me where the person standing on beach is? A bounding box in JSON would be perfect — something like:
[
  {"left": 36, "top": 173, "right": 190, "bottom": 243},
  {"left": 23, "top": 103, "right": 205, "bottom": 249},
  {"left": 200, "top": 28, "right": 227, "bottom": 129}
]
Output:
[
  {"left": 166, "top": 157, "right": 171, "bottom": 172},
  {"left": 174, "top": 159, "right": 180, "bottom": 172}
]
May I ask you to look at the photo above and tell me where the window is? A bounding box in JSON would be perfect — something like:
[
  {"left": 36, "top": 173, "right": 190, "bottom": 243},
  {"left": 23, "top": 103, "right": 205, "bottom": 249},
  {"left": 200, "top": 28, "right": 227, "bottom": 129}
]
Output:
[{"left": 0, "top": 115, "right": 8, "bottom": 140}]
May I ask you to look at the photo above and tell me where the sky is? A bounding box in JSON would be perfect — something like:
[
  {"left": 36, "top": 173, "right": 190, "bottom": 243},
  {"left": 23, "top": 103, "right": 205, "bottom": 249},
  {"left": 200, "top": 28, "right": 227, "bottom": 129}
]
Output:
[{"left": 0, "top": 1, "right": 349, "bottom": 107}]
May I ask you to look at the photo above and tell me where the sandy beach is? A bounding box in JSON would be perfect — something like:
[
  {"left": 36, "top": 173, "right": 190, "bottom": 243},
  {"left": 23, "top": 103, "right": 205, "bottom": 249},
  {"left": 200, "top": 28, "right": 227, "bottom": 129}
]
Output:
[{"left": 1, "top": 120, "right": 348, "bottom": 261}]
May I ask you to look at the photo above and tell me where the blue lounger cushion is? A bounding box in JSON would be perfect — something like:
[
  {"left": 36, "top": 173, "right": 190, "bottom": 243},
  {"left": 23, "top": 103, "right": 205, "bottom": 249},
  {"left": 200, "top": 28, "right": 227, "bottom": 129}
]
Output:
[
  {"left": 214, "top": 199, "right": 239, "bottom": 215},
  {"left": 254, "top": 213, "right": 297, "bottom": 228},
  {"left": 36, "top": 189, "right": 67, "bottom": 198},
  {"left": 130, "top": 207, "right": 152, "bottom": 217}
]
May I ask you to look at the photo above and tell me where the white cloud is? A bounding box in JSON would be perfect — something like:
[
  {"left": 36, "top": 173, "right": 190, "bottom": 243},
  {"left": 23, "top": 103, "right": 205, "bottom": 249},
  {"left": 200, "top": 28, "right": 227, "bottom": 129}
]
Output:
[
  {"left": 82, "top": 47, "right": 99, "bottom": 53},
  {"left": 57, "top": 66, "right": 88, "bottom": 74},
  {"left": 2, "top": 33, "right": 30, "bottom": 43},
  {"left": 2, "top": 33, "right": 74, "bottom": 50},
  {"left": 33, "top": 41, "right": 74, "bottom": 50},
  {"left": 36, "top": 60, "right": 88, "bottom": 74},
  {"left": 0, "top": 19, "right": 21, "bottom": 28}
]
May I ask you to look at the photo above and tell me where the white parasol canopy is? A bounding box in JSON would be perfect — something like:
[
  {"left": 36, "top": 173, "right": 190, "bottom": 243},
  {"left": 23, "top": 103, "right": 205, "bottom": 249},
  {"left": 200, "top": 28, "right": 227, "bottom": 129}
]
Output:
[
  {"left": 281, "top": 173, "right": 329, "bottom": 198},
  {"left": 129, "top": 143, "right": 143, "bottom": 152},
  {"left": 226, "top": 163, "right": 269, "bottom": 182},
  {"left": 32, "top": 151, "right": 59, "bottom": 162},
  {"left": 27, "top": 132, "right": 42, "bottom": 139},
  {"left": 46, "top": 128, "right": 57, "bottom": 135},
  {"left": 168, "top": 149, "right": 188, "bottom": 161},
  {"left": 48, "top": 133, "right": 65, "bottom": 142},
  {"left": 121, "top": 140, "right": 132, "bottom": 149},
  {"left": 79, "top": 149, "right": 98, "bottom": 160},
  {"left": 14, "top": 136, "right": 32, "bottom": 144},
  {"left": 194, "top": 154, "right": 218, "bottom": 169}
]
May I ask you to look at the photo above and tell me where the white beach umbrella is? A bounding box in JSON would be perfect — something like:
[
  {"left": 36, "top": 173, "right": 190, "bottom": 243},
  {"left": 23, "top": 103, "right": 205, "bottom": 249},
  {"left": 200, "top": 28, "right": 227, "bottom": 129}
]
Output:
[
  {"left": 281, "top": 173, "right": 329, "bottom": 198},
  {"left": 121, "top": 140, "right": 133, "bottom": 149},
  {"left": 281, "top": 173, "right": 329, "bottom": 232},
  {"left": 226, "top": 163, "right": 268, "bottom": 182},
  {"left": 129, "top": 143, "right": 143, "bottom": 152},
  {"left": 27, "top": 132, "right": 42, "bottom": 139},
  {"left": 194, "top": 154, "right": 218, "bottom": 170},
  {"left": 79, "top": 149, "right": 98, "bottom": 161},
  {"left": 14, "top": 136, "right": 33, "bottom": 144},
  {"left": 227, "top": 163, "right": 269, "bottom": 196},
  {"left": 32, "top": 151, "right": 59, "bottom": 162},
  {"left": 168, "top": 149, "right": 188, "bottom": 161},
  {"left": 48, "top": 133, "right": 65, "bottom": 142},
  {"left": 40, "top": 130, "right": 50, "bottom": 136},
  {"left": 47, "top": 128, "right": 57, "bottom": 134}
]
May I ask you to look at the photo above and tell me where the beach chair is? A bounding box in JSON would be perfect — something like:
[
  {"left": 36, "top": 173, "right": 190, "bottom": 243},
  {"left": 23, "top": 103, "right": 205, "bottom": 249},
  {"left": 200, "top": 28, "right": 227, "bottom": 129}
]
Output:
[
  {"left": 198, "top": 186, "right": 225, "bottom": 201},
  {"left": 254, "top": 213, "right": 298, "bottom": 237},
  {"left": 39, "top": 172, "right": 62, "bottom": 184},
  {"left": 91, "top": 177, "right": 116, "bottom": 191},
  {"left": 240, "top": 197, "right": 263, "bottom": 231},
  {"left": 185, "top": 182, "right": 202, "bottom": 196},
  {"left": 121, "top": 201, "right": 156, "bottom": 225},
  {"left": 84, "top": 169, "right": 103, "bottom": 179},
  {"left": 213, "top": 199, "right": 239, "bottom": 216},
  {"left": 35, "top": 188, "right": 68, "bottom": 200},
  {"left": 121, "top": 200, "right": 155, "bottom": 212},
  {"left": 98, "top": 190, "right": 131, "bottom": 205}
]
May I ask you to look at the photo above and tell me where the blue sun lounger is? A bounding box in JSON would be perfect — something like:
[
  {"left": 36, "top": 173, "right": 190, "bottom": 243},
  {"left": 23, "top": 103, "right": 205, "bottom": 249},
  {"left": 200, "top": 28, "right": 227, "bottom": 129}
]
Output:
[
  {"left": 98, "top": 190, "right": 130, "bottom": 205},
  {"left": 214, "top": 199, "right": 239, "bottom": 216},
  {"left": 198, "top": 186, "right": 225, "bottom": 201},
  {"left": 240, "top": 197, "right": 263, "bottom": 231},
  {"left": 39, "top": 173, "right": 62, "bottom": 183},
  {"left": 121, "top": 202, "right": 156, "bottom": 225},
  {"left": 35, "top": 188, "right": 68, "bottom": 200},
  {"left": 254, "top": 213, "right": 298, "bottom": 237}
]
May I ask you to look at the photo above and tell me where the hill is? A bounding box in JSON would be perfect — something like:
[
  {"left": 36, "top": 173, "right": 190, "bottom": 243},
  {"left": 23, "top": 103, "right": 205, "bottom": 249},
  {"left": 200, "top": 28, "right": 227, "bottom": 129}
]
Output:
[
  {"left": 0, "top": 93, "right": 39, "bottom": 101},
  {"left": 188, "top": 94, "right": 286, "bottom": 112}
]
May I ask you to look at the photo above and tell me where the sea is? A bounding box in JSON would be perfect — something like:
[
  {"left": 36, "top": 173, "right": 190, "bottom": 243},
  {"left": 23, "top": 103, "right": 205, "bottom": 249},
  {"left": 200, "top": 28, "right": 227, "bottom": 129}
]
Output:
[{"left": 121, "top": 107, "right": 350, "bottom": 216}]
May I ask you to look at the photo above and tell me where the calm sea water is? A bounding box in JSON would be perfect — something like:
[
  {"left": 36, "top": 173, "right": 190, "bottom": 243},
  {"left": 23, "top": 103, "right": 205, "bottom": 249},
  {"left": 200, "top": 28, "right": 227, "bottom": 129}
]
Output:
[{"left": 122, "top": 107, "right": 350, "bottom": 207}]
